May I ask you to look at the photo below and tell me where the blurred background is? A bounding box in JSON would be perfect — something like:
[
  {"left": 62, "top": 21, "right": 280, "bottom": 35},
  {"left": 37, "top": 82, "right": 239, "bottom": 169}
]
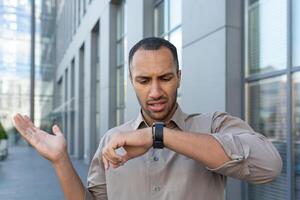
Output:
[{"left": 0, "top": 0, "right": 299, "bottom": 200}]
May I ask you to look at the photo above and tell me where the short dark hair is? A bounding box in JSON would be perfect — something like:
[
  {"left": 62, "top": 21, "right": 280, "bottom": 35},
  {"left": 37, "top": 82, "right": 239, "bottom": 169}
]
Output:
[{"left": 128, "top": 37, "right": 179, "bottom": 73}]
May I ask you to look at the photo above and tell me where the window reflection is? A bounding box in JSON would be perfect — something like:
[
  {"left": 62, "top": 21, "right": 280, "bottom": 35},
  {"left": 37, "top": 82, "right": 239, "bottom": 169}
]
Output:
[
  {"left": 293, "top": 72, "right": 300, "bottom": 199},
  {"left": 247, "top": 0, "right": 287, "bottom": 75},
  {"left": 293, "top": 0, "right": 300, "bottom": 67},
  {"left": 170, "top": 28, "right": 182, "bottom": 69},
  {"left": 247, "top": 76, "right": 288, "bottom": 199},
  {"left": 169, "top": 0, "right": 181, "bottom": 30},
  {"left": 115, "top": 1, "right": 126, "bottom": 126},
  {"left": 154, "top": 0, "right": 182, "bottom": 67},
  {"left": 0, "top": 0, "right": 32, "bottom": 133}
]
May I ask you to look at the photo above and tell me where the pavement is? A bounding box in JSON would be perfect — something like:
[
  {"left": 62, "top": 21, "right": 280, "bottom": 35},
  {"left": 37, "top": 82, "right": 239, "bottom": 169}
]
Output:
[{"left": 0, "top": 144, "right": 90, "bottom": 200}]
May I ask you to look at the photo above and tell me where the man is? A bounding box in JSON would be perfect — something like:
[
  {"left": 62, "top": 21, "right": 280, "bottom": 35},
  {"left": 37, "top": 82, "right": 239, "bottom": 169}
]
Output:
[{"left": 13, "top": 37, "right": 282, "bottom": 200}]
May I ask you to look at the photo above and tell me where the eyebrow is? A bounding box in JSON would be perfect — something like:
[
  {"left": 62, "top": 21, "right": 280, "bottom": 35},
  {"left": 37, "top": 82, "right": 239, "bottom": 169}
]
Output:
[{"left": 135, "top": 72, "right": 174, "bottom": 79}]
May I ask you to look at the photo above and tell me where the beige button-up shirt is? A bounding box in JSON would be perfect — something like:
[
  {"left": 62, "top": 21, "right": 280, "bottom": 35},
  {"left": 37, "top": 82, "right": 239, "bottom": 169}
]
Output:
[{"left": 86, "top": 106, "right": 282, "bottom": 200}]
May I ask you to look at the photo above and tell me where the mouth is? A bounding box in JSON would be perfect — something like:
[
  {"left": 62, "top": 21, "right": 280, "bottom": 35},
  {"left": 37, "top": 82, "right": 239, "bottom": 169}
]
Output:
[{"left": 147, "top": 100, "right": 167, "bottom": 112}]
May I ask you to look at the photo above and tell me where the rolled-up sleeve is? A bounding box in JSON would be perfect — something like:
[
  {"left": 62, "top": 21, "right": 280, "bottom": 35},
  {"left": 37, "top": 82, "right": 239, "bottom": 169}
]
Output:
[
  {"left": 208, "top": 112, "right": 283, "bottom": 184},
  {"left": 85, "top": 137, "right": 108, "bottom": 200}
]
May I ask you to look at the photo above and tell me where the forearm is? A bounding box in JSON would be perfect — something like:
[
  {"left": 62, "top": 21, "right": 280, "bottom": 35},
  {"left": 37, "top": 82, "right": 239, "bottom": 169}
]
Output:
[
  {"left": 163, "top": 128, "right": 230, "bottom": 169},
  {"left": 53, "top": 153, "right": 86, "bottom": 200}
]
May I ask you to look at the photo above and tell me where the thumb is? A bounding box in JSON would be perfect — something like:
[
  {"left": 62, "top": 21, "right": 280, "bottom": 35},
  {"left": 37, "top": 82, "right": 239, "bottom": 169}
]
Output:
[{"left": 52, "top": 125, "right": 63, "bottom": 136}]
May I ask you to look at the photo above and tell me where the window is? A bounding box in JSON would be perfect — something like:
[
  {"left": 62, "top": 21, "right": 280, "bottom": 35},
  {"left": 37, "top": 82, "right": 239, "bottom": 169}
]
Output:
[
  {"left": 245, "top": 0, "right": 300, "bottom": 199},
  {"left": 91, "top": 21, "right": 101, "bottom": 143},
  {"left": 293, "top": 72, "right": 300, "bottom": 200},
  {"left": 69, "top": 59, "right": 75, "bottom": 154},
  {"left": 115, "top": 1, "right": 126, "bottom": 126},
  {"left": 293, "top": 0, "right": 300, "bottom": 67},
  {"left": 246, "top": 76, "right": 288, "bottom": 200},
  {"left": 154, "top": 0, "right": 182, "bottom": 67},
  {"left": 64, "top": 69, "right": 68, "bottom": 142},
  {"left": 247, "top": 0, "right": 287, "bottom": 75}
]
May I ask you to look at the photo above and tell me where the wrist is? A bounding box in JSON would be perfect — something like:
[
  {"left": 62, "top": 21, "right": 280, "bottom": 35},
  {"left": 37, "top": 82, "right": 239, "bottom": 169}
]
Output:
[
  {"left": 152, "top": 122, "right": 165, "bottom": 149},
  {"left": 52, "top": 151, "right": 71, "bottom": 168}
]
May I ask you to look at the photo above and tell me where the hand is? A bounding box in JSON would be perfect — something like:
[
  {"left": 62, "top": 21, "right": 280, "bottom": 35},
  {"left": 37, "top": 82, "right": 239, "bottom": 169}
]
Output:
[
  {"left": 12, "top": 114, "right": 68, "bottom": 164},
  {"left": 102, "top": 128, "right": 152, "bottom": 169}
]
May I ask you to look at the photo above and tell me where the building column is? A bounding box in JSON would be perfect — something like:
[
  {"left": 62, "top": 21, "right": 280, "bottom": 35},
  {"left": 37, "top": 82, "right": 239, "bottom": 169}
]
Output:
[{"left": 182, "top": 0, "right": 244, "bottom": 199}]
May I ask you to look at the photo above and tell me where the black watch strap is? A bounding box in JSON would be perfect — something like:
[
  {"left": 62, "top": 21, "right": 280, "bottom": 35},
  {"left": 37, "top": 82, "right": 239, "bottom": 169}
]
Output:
[{"left": 152, "top": 122, "right": 165, "bottom": 149}]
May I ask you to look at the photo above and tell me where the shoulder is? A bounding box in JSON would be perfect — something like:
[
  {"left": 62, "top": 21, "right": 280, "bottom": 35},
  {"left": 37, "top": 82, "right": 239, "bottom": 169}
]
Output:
[
  {"left": 185, "top": 111, "right": 224, "bottom": 123},
  {"left": 183, "top": 111, "right": 233, "bottom": 133}
]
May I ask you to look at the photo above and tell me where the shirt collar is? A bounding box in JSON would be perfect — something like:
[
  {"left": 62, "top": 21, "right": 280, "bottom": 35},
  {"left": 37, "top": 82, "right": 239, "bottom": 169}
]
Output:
[{"left": 132, "top": 104, "right": 189, "bottom": 131}]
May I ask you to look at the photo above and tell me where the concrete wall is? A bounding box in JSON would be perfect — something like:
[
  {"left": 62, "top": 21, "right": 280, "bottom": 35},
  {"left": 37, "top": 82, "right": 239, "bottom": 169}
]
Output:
[{"left": 181, "top": 0, "right": 244, "bottom": 199}]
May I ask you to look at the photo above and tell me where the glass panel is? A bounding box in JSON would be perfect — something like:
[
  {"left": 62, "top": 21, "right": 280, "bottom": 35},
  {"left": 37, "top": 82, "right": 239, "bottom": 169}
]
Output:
[
  {"left": 96, "top": 61, "right": 100, "bottom": 142},
  {"left": 116, "top": 66, "right": 124, "bottom": 126},
  {"left": 170, "top": 27, "right": 182, "bottom": 68},
  {"left": 154, "top": 1, "right": 164, "bottom": 37},
  {"left": 64, "top": 105, "right": 68, "bottom": 140},
  {"left": 64, "top": 68, "right": 68, "bottom": 102},
  {"left": 69, "top": 100, "right": 75, "bottom": 155},
  {"left": 247, "top": 76, "right": 288, "bottom": 200},
  {"left": 169, "top": 0, "right": 181, "bottom": 30},
  {"left": 117, "top": 40, "right": 124, "bottom": 66},
  {"left": 293, "top": 72, "right": 300, "bottom": 199},
  {"left": 293, "top": 0, "right": 300, "bottom": 66},
  {"left": 71, "top": 60, "right": 75, "bottom": 98},
  {"left": 116, "top": 67, "right": 124, "bottom": 107},
  {"left": 247, "top": 0, "right": 287, "bottom": 75},
  {"left": 116, "top": 1, "right": 124, "bottom": 40}
]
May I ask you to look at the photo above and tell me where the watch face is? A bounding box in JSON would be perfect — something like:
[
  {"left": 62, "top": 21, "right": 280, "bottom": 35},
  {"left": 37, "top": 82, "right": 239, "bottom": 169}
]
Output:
[{"left": 153, "top": 122, "right": 164, "bottom": 149}]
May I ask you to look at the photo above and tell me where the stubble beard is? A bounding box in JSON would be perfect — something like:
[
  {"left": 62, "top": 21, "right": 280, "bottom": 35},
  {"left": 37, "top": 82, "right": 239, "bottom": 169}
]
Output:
[{"left": 137, "top": 90, "right": 178, "bottom": 123}]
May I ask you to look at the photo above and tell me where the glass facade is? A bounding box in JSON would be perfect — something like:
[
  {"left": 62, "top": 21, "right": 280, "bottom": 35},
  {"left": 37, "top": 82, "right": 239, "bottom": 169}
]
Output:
[
  {"left": 0, "top": 0, "right": 31, "bottom": 136},
  {"left": 247, "top": 0, "right": 287, "bottom": 75},
  {"left": 293, "top": 72, "right": 300, "bottom": 199},
  {"left": 115, "top": 0, "right": 126, "bottom": 126},
  {"left": 292, "top": 0, "right": 300, "bottom": 67},
  {"left": 37, "top": 0, "right": 55, "bottom": 131},
  {"left": 154, "top": 0, "right": 182, "bottom": 67},
  {"left": 246, "top": 0, "right": 300, "bottom": 199},
  {"left": 246, "top": 76, "right": 288, "bottom": 200}
]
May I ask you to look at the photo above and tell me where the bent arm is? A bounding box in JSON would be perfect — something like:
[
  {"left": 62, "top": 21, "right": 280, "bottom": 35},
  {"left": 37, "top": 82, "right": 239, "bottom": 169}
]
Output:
[
  {"left": 164, "top": 128, "right": 230, "bottom": 169},
  {"left": 163, "top": 112, "right": 282, "bottom": 183}
]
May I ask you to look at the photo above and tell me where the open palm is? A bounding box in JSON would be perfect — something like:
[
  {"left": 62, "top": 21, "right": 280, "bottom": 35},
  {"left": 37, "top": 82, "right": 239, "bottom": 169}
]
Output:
[{"left": 13, "top": 114, "right": 67, "bottom": 163}]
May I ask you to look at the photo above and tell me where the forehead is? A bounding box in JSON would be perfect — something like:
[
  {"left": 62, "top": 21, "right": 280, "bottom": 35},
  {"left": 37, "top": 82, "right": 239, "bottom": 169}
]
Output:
[{"left": 131, "top": 47, "right": 176, "bottom": 76}]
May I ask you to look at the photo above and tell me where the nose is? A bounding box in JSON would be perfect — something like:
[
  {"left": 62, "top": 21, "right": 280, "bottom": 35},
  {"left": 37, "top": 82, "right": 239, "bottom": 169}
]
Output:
[{"left": 149, "top": 80, "right": 163, "bottom": 100}]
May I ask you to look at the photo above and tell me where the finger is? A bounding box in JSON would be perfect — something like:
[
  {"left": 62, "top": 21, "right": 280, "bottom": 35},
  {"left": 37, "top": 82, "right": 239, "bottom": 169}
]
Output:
[
  {"left": 52, "top": 125, "right": 63, "bottom": 136},
  {"left": 102, "top": 155, "right": 109, "bottom": 170},
  {"left": 110, "top": 162, "right": 122, "bottom": 169},
  {"left": 23, "top": 115, "right": 36, "bottom": 128},
  {"left": 13, "top": 114, "right": 31, "bottom": 136},
  {"left": 106, "top": 145, "right": 123, "bottom": 163},
  {"left": 13, "top": 114, "right": 37, "bottom": 144},
  {"left": 102, "top": 152, "right": 122, "bottom": 166},
  {"left": 13, "top": 114, "right": 26, "bottom": 130}
]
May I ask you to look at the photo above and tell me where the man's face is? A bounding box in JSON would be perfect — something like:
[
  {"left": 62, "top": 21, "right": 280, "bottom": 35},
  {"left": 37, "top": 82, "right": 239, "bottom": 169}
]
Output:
[{"left": 130, "top": 47, "right": 181, "bottom": 124}]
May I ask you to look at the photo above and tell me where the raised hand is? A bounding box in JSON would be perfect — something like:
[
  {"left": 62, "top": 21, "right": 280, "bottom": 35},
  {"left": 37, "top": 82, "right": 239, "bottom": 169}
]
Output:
[
  {"left": 13, "top": 114, "right": 67, "bottom": 164},
  {"left": 102, "top": 128, "right": 153, "bottom": 169}
]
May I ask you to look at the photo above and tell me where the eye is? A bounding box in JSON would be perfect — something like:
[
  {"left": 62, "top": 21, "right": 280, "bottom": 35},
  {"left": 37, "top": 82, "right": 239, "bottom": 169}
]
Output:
[
  {"left": 160, "top": 75, "right": 173, "bottom": 81},
  {"left": 137, "top": 78, "right": 150, "bottom": 84}
]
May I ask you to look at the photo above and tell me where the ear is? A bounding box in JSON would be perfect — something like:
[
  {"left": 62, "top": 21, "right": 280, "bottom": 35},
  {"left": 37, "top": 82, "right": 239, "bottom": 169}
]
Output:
[{"left": 177, "top": 70, "right": 181, "bottom": 88}]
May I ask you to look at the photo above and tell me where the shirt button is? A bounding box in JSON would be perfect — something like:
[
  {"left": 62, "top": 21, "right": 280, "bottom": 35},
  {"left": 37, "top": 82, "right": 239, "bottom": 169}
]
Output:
[
  {"left": 153, "top": 186, "right": 160, "bottom": 192},
  {"left": 153, "top": 156, "right": 159, "bottom": 161}
]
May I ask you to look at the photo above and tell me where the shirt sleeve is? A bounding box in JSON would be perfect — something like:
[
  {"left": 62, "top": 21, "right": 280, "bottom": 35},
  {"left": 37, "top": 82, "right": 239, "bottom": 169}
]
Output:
[
  {"left": 85, "top": 136, "right": 108, "bottom": 200},
  {"left": 207, "top": 112, "right": 283, "bottom": 184}
]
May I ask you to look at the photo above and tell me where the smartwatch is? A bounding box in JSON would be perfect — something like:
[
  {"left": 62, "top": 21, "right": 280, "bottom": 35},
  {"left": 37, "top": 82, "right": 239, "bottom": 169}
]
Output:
[{"left": 152, "top": 122, "right": 165, "bottom": 149}]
